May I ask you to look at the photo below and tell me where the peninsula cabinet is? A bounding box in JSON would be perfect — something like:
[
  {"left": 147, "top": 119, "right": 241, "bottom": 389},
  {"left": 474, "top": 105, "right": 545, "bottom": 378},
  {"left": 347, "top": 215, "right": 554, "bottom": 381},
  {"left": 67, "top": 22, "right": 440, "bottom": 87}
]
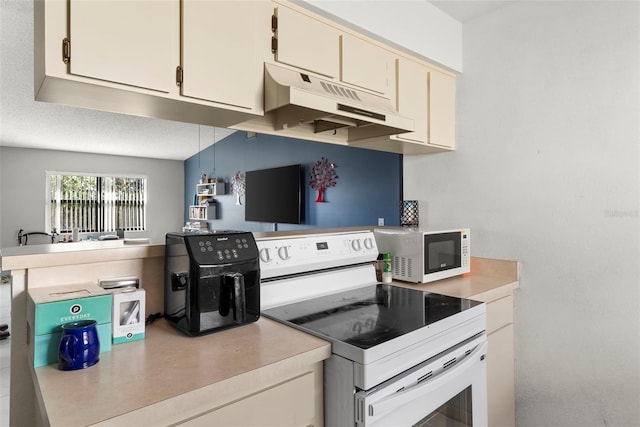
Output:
[{"left": 178, "top": 371, "right": 317, "bottom": 426}]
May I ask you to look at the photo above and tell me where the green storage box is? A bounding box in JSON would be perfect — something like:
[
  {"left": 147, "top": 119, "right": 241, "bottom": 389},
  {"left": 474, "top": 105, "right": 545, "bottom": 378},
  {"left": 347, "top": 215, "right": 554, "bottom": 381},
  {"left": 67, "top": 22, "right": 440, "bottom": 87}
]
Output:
[{"left": 27, "top": 283, "right": 112, "bottom": 367}]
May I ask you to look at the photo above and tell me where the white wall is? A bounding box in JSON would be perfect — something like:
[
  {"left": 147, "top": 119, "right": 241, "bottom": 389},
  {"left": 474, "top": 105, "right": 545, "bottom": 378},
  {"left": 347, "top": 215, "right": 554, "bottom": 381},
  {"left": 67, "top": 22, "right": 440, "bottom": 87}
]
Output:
[
  {"left": 0, "top": 147, "right": 184, "bottom": 249},
  {"left": 300, "top": 0, "right": 462, "bottom": 71},
  {"left": 404, "top": 2, "right": 639, "bottom": 426}
]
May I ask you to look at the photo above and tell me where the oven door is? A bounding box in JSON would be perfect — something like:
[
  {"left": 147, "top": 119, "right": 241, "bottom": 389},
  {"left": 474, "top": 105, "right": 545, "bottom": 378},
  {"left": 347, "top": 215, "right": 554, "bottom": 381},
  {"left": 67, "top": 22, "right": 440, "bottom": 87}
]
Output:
[{"left": 355, "top": 335, "right": 488, "bottom": 427}]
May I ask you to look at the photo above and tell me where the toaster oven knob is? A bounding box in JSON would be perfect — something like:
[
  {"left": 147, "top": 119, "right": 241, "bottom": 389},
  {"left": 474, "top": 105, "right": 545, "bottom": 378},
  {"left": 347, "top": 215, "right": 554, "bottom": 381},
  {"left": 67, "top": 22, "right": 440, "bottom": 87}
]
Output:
[
  {"left": 277, "top": 245, "right": 291, "bottom": 260},
  {"left": 259, "top": 248, "right": 272, "bottom": 263}
]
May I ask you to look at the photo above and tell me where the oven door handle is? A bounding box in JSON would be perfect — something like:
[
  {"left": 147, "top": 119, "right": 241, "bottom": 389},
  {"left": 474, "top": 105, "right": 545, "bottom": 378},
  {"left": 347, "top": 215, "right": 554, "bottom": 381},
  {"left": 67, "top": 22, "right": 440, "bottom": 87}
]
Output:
[{"left": 368, "top": 340, "right": 488, "bottom": 419}]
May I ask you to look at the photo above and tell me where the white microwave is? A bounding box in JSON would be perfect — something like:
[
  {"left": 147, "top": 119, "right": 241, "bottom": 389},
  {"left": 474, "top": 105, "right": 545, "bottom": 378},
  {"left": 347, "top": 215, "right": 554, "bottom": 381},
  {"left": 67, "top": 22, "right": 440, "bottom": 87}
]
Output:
[{"left": 373, "top": 227, "right": 470, "bottom": 283}]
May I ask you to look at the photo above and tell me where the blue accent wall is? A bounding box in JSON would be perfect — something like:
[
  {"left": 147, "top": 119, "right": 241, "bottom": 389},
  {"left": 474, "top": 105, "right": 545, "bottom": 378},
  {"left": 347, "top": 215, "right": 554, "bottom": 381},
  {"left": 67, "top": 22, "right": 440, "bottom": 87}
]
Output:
[{"left": 184, "top": 132, "right": 402, "bottom": 232}]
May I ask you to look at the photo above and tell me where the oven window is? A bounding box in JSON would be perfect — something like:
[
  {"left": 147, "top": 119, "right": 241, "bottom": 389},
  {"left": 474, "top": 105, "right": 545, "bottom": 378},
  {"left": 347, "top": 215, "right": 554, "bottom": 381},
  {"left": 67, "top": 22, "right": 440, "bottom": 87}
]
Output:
[
  {"left": 425, "top": 232, "right": 462, "bottom": 273},
  {"left": 413, "top": 386, "right": 472, "bottom": 427}
]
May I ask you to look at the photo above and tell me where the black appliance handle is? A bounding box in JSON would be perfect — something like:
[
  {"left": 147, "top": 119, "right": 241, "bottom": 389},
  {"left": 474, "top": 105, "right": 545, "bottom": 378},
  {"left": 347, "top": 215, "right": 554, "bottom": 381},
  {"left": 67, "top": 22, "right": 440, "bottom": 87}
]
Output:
[{"left": 228, "top": 272, "right": 247, "bottom": 323}]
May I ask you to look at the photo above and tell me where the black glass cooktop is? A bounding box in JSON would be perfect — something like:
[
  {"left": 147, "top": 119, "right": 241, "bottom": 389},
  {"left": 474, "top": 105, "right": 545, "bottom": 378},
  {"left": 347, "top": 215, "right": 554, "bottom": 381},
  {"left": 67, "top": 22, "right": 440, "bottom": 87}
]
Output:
[{"left": 262, "top": 284, "right": 482, "bottom": 350}]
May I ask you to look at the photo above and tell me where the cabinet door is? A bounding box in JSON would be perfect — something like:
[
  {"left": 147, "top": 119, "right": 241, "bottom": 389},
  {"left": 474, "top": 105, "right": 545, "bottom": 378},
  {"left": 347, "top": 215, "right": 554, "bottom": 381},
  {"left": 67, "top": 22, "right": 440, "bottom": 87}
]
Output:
[
  {"left": 274, "top": 5, "right": 339, "bottom": 78},
  {"left": 179, "top": 372, "right": 316, "bottom": 427},
  {"left": 487, "top": 325, "right": 516, "bottom": 427},
  {"left": 341, "top": 34, "right": 393, "bottom": 96},
  {"left": 69, "top": 0, "right": 178, "bottom": 93},
  {"left": 428, "top": 68, "right": 456, "bottom": 149},
  {"left": 394, "top": 58, "right": 428, "bottom": 144},
  {"left": 182, "top": 1, "right": 267, "bottom": 110}
]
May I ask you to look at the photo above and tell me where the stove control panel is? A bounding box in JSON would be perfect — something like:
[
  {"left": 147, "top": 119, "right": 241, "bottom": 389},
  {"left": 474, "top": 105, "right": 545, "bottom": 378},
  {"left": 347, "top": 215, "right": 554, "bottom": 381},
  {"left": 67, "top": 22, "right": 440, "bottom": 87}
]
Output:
[{"left": 258, "top": 231, "right": 378, "bottom": 279}]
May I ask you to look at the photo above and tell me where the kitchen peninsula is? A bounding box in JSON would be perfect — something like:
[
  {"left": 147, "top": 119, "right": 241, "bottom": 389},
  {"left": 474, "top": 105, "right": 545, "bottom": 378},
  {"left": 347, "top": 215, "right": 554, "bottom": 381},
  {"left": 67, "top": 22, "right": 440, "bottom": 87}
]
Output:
[
  {"left": 2, "top": 232, "right": 518, "bottom": 426},
  {"left": 2, "top": 239, "right": 331, "bottom": 426}
]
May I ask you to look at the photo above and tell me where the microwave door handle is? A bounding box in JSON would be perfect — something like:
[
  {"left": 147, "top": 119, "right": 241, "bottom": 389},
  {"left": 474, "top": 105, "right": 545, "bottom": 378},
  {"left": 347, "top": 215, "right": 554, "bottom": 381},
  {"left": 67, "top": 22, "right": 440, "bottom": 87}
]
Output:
[
  {"left": 228, "top": 273, "right": 247, "bottom": 323},
  {"left": 367, "top": 340, "right": 488, "bottom": 420}
]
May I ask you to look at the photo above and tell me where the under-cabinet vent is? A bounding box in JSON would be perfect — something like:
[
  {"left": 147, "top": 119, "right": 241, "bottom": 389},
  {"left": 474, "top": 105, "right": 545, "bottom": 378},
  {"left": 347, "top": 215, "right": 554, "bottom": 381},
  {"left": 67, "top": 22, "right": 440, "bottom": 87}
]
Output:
[{"left": 319, "top": 81, "right": 362, "bottom": 102}]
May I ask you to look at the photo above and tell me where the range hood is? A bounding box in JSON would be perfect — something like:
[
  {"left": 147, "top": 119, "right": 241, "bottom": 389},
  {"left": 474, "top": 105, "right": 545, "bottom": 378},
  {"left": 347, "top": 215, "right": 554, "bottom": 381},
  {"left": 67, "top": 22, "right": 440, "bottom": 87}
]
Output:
[{"left": 264, "top": 63, "right": 414, "bottom": 142}]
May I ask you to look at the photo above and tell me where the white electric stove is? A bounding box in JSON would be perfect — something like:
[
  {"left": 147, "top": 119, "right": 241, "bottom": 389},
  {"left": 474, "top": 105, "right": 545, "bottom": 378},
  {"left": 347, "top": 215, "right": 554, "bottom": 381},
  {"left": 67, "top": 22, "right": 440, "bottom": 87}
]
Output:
[{"left": 258, "top": 230, "right": 488, "bottom": 427}]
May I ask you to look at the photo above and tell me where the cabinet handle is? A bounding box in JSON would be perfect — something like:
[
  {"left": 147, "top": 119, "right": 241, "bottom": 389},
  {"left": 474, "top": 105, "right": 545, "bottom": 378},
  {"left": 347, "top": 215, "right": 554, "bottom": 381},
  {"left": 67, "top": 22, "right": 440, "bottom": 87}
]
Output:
[
  {"left": 176, "top": 66, "right": 183, "bottom": 87},
  {"left": 61, "top": 38, "right": 70, "bottom": 64},
  {"left": 271, "top": 36, "right": 278, "bottom": 54}
]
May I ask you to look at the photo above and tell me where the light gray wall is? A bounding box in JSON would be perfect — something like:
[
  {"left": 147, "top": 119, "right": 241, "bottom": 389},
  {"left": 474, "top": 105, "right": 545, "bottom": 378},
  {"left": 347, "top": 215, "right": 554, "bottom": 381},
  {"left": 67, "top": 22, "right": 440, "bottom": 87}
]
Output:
[
  {"left": 404, "top": 2, "right": 639, "bottom": 426},
  {"left": 0, "top": 148, "right": 3, "bottom": 249},
  {"left": 0, "top": 147, "right": 184, "bottom": 249}
]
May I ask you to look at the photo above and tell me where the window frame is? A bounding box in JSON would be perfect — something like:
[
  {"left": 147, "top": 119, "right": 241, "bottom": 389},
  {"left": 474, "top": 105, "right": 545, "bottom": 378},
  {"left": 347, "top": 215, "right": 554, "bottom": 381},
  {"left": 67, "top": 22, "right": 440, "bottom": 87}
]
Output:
[{"left": 45, "top": 171, "right": 148, "bottom": 234}]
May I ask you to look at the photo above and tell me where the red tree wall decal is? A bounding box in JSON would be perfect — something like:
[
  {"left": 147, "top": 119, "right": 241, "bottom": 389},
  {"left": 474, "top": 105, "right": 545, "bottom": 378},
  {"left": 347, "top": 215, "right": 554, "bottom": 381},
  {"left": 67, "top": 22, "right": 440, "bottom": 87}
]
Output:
[{"left": 309, "top": 157, "right": 338, "bottom": 203}]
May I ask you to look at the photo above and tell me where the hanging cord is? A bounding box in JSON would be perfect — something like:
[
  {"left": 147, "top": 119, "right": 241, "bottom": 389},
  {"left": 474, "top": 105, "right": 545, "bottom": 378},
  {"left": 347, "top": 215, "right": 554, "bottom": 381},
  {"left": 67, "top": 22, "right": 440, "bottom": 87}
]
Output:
[{"left": 212, "top": 127, "right": 216, "bottom": 175}]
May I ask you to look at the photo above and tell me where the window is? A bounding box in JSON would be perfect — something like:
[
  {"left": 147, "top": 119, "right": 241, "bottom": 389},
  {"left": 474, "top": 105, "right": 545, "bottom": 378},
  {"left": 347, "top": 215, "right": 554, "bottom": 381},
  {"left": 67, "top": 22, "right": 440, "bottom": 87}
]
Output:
[{"left": 46, "top": 173, "right": 147, "bottom": 233}]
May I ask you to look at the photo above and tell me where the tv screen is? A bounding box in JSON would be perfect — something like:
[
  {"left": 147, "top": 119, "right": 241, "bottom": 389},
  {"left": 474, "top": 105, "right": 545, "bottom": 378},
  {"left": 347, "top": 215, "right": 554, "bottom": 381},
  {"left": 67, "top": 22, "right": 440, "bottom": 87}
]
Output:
[{"left": 245, "top": 164, "right": 303, "bottom": 224}]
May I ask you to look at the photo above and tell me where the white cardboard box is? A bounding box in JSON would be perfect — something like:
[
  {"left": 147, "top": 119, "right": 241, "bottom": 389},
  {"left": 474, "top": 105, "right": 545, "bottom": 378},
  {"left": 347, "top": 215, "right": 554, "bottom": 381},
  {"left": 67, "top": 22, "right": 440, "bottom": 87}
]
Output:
[{"left": 112, "top": 289, "right": 145, "bottom": 344}]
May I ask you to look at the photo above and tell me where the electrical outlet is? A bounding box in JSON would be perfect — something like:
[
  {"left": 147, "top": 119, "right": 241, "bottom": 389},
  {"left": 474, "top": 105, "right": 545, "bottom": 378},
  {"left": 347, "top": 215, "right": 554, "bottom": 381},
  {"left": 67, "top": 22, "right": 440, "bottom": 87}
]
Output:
[{"left": 378, "top": 218, "right": 384, "bottom": 226}]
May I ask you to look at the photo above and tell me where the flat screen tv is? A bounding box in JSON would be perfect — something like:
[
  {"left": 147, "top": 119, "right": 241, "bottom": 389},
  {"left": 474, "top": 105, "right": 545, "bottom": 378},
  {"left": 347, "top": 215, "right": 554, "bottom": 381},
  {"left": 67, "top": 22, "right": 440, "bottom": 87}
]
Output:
[{"left": 245, "top": 164, "right": 304, "bottom": 224}]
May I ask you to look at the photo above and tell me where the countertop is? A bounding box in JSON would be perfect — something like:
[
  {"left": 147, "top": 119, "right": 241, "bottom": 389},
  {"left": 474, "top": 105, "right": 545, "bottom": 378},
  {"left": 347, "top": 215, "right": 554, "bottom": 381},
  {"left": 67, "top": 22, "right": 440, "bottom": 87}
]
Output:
[
  {"left": 33, "top": 317, "right": 331, "bottom": 426},
  {"left": 1, "top": 240, "right": 164, "bottom": 270},
  {"left": 6, "top": 228, "right": 519, "bottom": 427},
  {"left": 391, "top": 257, "right": 520, "bottom": 302}
]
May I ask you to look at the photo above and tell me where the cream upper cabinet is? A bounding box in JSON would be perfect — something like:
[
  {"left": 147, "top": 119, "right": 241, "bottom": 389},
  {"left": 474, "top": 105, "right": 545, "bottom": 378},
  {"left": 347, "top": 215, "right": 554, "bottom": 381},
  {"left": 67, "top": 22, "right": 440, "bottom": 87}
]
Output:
[
  {"left": 394, "top": 58, "right": 429, "bottom": 144},
  {"left": 428, "top": 68, "right": 456, "bottom": 149},
  {"left": 273, "top": 4, "right": 339, "bottom": 78},
  {"left": 68, "top": 0, "right": 178, "bottom": 93},
  {"left": 181, "top": 1, "right": 268, "bottom": 111},
  {"left": 392, "top": 58, "right": 456, "bottom": 150},
  {"left": 341, "top": 34, "right": 394, "bottom": 96}
]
